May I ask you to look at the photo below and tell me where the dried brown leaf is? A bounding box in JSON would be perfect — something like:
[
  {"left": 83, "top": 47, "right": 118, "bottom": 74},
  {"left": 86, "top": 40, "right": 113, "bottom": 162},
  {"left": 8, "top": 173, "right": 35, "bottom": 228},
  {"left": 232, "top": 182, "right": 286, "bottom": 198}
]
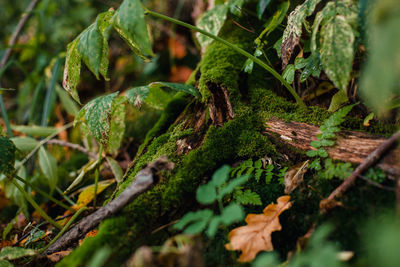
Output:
[
  {"left": 284, "top": 160, "right": 309, "bottom": 194},
  {"left": 225, "top": 195, "right": 292, "bottom": 262}
]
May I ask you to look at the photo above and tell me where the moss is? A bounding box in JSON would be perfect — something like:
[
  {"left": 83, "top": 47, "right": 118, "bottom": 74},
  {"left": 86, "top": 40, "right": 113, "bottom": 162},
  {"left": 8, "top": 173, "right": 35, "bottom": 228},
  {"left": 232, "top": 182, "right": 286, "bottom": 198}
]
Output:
[{"left": 197, "top": 20, "right": 254, "bottom": 102}]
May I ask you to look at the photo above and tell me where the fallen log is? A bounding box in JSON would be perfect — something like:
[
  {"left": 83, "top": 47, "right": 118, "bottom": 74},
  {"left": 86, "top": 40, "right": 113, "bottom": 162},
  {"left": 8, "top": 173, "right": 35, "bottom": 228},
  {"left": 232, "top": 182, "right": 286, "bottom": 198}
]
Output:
[{"left": 265, "top": 117, "right": 400, "bottom": 177}]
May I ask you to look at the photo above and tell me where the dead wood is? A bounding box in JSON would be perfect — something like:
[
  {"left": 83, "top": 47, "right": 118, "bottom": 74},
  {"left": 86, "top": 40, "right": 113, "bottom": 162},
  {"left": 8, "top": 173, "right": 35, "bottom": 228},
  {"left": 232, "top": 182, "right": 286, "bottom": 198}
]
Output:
[
  {"left": 320, "top": 130, "right": 400, "bottom": 212},
  {"left": 265, "top": 117, "right": 400, "bottom": 176},
  {"left": 45, "top": 156, "right": 174, "bottom": 255}
]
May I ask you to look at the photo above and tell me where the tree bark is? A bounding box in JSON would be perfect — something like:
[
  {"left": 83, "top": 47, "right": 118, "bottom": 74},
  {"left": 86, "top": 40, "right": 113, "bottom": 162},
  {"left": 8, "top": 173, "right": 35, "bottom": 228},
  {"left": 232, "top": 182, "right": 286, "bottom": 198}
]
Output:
[{"left": 265, "top": 117, "right": 400, "bottom": 177}]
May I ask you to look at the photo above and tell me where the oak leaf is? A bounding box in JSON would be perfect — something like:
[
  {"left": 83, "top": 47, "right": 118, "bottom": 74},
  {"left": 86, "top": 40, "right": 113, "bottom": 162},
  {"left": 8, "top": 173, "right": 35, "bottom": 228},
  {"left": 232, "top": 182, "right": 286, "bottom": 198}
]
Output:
[{"left": 225, "top": 195, "right": 292, "bottom": 262}]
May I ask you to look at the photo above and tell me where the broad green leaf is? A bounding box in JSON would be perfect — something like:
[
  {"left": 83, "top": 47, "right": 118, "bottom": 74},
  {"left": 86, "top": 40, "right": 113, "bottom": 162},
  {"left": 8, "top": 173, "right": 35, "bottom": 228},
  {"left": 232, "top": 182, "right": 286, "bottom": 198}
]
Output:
[
  {"left": 0, "top": 126, "right": 4, "bottom": 136},
  {"left": 0, "top": 259, "right": 13, "bottom": 267},
  {"left": 3, "top": 161, "right": 28, "bottom": 216},
  {"left": 243, "top": 49, "right": 262, "bottom": 74},
  {"left": 38, "top": 146, "right": 58, "bottom": 192},
  {"left": 229, "top": 0, "right": 245, "bottom": 17},
  {"left": 0, "top": 136, "right": 16, "bottom": 176},
  {"left": 281, "top": 0, "right": 320, "bottom": 67},
  {"left": 220, "top": 203, "right": 244, "bottom": 224},
  {"left": 360, "top": 0, "right": 400, "bottom": 112},
  {"left": 107, "top": 96, "right": 127, "bottom": 156},
  {"left": 112, "top": 0, "right": 153, "bottom": 61},
  {"left": 63, "top": 38, "right": 82, "bottom": 104},
  {"left": 125, "top": 86, "right": 149, "bottom": 107},
  {"left": 257, "top": 0, "right": 272, "bottom": 19},
  {"left": 283, "top": 64, "right": 295, "bottom": 84},
  {"left": 78, "top": 11, "right": 114, "bottom": 80},
  {"left": 363, "top": 113, "right": 375, "bottom": 127},
  {"left": 150, "top": 82, "right": 200, "bottom": 97},
  {"left": 125, "top": 82, "right": 199, "bottom": 109},
  {"left": 211, "top": 165, "right": 231, "bottom": 186},
  {"left": 76, "top": 92, "right": 119, "bottom": 146},
  {"left": 206, "top": 217, "right": 222, "bottom": 237},
  {"left": 56, "top": 85, "right": 79, "bottom": 116},
  {"left": 196, "top": 183, "right": 217, "bottom": 204},
  {"left": 257, "top": 1, "right": 290, "bottom": 42},
  {"left": 11, "top": 125, "right": 57, "bottom": 137},
  {"left": 106, "top": 157, "right": 123, "bottom": 183},
  {"left": 11, "top": 137, "right": 38, "bottom": 152},
  {"left": 196, "top": 4, "right": 229, "bottom": 49},
  {"left": 173, "top": 209, "right": 213, "bottom": 232},
  {"left": 328, "top": 90, "right": 348, "bottom": 112},
  {"left": 320, "top": 16, "right": 355, "bottom": 91},
  {"left": 0, "top": 247, "right": 36, "bottom": 261}
]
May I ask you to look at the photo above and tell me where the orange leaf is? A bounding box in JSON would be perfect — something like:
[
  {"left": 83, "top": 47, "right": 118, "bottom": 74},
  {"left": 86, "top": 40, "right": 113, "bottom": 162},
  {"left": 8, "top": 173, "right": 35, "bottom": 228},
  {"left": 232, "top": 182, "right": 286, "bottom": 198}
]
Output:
[{"left": 225, "top": 195, "right": 292, "bottom": 262}]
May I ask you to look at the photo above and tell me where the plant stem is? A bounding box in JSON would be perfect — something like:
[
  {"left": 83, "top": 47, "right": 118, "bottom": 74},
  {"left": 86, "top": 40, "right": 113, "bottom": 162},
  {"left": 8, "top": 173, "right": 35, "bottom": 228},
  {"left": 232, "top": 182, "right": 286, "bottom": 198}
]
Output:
[
  {"left": 12, "top": 179, "right": 62, "bottom": 230},
  {"left": 0, "top": 94, "right": 13, "bottom": 137},
  {"left": 144, "top": 9, "right": 306, "bottom": 107},
  {"left": 93, "top": 145, "right": 103, "bottom": 208},
  {"left": 14, "top": 175, "right": 75, "bottom": 212},
  {"left": 39, "top": 207, "right": 88, "bottom": 253}
]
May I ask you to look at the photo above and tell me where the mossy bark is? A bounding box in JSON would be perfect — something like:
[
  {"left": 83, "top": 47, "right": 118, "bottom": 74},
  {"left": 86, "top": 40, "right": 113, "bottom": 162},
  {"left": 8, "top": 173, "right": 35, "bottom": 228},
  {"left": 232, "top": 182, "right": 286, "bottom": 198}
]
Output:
[{"left": 58, "top": 18, "right": 396, "bottom": 267}]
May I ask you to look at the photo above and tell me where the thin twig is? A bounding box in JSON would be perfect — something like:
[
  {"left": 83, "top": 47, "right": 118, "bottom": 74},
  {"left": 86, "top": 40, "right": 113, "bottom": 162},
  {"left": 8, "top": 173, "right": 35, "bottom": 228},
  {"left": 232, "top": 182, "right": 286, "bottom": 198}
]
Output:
[
  {"left": 320, "top": 130, "right": 400, "bottom": 212},
  {"left": 47, "top": 139, "right": 96, "bottom": 159},
  {"left": 45, "top": 156, "right": 174, "bottom": 254}
]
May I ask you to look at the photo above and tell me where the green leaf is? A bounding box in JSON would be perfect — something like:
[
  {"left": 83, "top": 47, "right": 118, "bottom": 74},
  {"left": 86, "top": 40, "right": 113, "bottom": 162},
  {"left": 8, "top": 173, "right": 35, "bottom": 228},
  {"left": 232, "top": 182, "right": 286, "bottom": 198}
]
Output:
[
  {"left": 320, "top": 16, "right": 355, "bottom": 91},
  {"left": 0, "top": 259, "right": 13, "bottom": 267},
  {"left": 11, "top": 125, "right": 57, "bottom": 137},
  {"left": 125, "top": 82, "right": 199, "bottom": 109},
  {"left": 254, "top": 169, "right": 263, "bottom": 182},
  {"left": 0, "top": 247, "right": 36, "bottom": 261},
  {"left": 0, "top": 136, "right": 16, "bottom": 176},
  {"left": 38, "top": 147, "right": 58, "bottom": 192},
  {"left": 173, "top": 209, "right": 213, "bottom": 232},
  {"left": 206, "top": 216, "right": 222, "bottom": 238},
  {"left": 211, "top": 165, "right": 231, "bottom": 186},
  {"left": 56, "top": 85, "right": 79, "bottom": 116},
  {"left": 360, "top": 0, "right": 400, "bottom": 112},
  {"left": 281, "top": 0, "right": 321, "bottom": 67},
  {"left": 243, "top": 58, "right": 254, "bottom": 74},
  {"left": 150, "top": 82, "right": 200, "bottom": 97},
  {"left": 220, "top": 203, "right": 244, "bottom": 224},
  {"left": 196, "top": 4, "right": 229, "bottom": 49},
  {"left": 78, "top": 11, "right": 114, "bottom": 80},
  {"left": 219, "top": 174, "right": 249, "bottom": 198},
  {"left": 257, "top": 0, "right": 272, "bottom": 19},
  {"left": 63, "top": 38, "right": 82, "bottom": 104},
  {"left": 106, "top": 157, "right": 124, "bottom": 183},
  {"left": 234, "top": 189, "right": 262, "bottom": 205},
  {"left": 64, "top": 159, "right": 98, "bottom": 194},
  {"left": 10, "top": 137, "right": 38, "bottom": 152},
  {"left": 196, "top": 183, "right": 217, "bottom": 204},
  {"left": 107, "top": 96, "right": 127, "bottom": 156},
  {"left": 229, "top": 0, "right": 245, "bottom": 17},
  {"left": 76, "top": 92, "right": 119, "bottom": 146},
  {"left": 254, "top": 159, "right": 262, "bottom": 169},
  {"left": 112, "top": 0, "right": 153, "bottom": 61},
  {"left": 328, "top": 90, "right": 349, "bottom": 112},
  {"left": 283, "top": 64, "right": 295, "bottom": 84}
]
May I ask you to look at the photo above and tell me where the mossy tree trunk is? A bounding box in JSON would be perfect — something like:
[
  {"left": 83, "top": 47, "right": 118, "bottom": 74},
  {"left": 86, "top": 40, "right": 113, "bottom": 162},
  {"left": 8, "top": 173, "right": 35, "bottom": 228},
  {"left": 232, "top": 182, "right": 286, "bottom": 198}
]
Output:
[{"left": 57, "top": 16, "right": 396, "bottom": 267}]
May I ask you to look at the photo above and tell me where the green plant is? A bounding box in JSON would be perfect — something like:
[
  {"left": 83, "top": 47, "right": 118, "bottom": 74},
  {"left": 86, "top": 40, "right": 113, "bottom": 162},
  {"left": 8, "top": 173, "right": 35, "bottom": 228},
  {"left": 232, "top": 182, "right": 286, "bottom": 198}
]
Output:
[
  {"left": 307, "top": 104, "right": 355, "bottom": 179},
  {"left": 230, "top": 158, "right": 278, "bottom": 205},
  {"left": 173, "top": 165, "right": 249, "bottom": 238},
  {"left": 63, "top": 0, "right": 305, "bottom": 107}
]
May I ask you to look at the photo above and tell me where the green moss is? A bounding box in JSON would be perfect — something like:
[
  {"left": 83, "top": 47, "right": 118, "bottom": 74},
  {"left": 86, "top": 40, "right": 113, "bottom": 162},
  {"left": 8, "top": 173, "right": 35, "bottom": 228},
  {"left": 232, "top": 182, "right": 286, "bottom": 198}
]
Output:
[{"left": 198, "top": 21, "right": 253, "bottom": 102}]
